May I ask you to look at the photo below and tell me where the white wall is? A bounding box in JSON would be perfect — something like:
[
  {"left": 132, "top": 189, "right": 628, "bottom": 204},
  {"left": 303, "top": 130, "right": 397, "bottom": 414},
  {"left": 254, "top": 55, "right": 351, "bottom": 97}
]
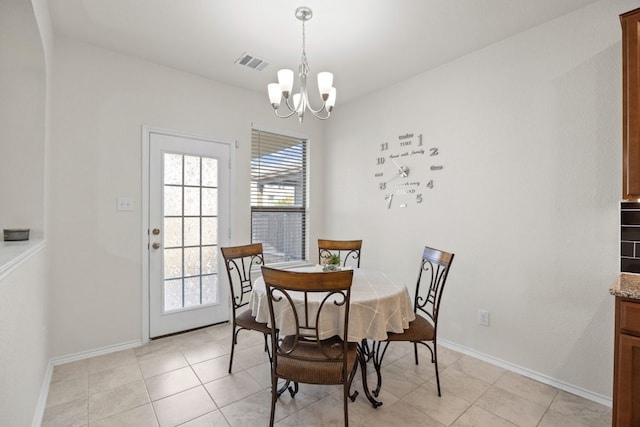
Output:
[
  {"left": 48, "top": 37, "right": 326, "bottom": 357},
  {"left": 0, "top": 248, "right": 49, "bottom": 426},
  {"left": 0, "top": 1, "right": 52, "bottom": 425},
  {"left": 0, "top": 0, "right": 46, "bottom": 236},
  {"left": 323, "top": 0, "right": 633, "bottom": 399},
  {"left": 44, "top": 0, "right": 637, "bottom": 404}
]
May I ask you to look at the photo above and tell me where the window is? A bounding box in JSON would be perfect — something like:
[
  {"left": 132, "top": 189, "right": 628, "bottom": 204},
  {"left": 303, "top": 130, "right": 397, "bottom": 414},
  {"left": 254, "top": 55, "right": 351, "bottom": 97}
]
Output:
[{"left": 251, "top": 129, "right": 307, "bottom": 264}]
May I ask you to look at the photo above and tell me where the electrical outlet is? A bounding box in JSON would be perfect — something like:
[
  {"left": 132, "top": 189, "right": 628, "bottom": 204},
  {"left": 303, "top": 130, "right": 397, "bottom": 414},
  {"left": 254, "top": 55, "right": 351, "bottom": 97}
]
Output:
[
  {"left": 478, "top": 309, "right": 490, "bottom": 326},
  {"left": 117, "top": 197, "right": 134, "bottom": 212}
]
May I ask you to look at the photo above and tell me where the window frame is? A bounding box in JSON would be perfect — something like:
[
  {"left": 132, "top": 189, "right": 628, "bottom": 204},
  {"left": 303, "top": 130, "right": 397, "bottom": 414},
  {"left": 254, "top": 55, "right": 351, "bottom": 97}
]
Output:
[{"left": 250, "top": 128, "right": 309, "bottom": 266}]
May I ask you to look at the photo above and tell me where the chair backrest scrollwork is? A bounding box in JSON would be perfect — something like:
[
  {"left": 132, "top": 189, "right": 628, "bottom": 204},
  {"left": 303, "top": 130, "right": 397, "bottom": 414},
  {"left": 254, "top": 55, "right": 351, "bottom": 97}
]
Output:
[
  {"left": 318, "top": 239, "right": 362, "bottom": 268},
  {"left": 414, "top": 246, "right": 454, "bottom": 328},
  {"left": 221, "top": 243, "right": 265, "bottom": 311}
]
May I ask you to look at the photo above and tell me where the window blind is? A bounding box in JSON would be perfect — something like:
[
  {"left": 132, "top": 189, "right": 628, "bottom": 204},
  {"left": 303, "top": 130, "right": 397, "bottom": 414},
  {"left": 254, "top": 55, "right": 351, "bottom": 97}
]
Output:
[{"left": 251, "top": 129, "right": 307, "bottom": 264}]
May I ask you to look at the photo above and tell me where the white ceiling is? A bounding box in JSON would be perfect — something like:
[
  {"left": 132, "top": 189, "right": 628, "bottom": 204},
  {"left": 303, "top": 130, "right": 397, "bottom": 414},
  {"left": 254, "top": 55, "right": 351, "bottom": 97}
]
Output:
[{"left": 47, "top": 0, "right": 602, "bottom": 105}]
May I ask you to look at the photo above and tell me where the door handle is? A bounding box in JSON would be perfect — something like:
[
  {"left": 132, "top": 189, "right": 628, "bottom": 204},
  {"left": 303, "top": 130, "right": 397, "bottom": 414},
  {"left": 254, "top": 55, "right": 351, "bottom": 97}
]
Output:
[{"left": 152, "top": 242, "right": 161, "bottom": 249}]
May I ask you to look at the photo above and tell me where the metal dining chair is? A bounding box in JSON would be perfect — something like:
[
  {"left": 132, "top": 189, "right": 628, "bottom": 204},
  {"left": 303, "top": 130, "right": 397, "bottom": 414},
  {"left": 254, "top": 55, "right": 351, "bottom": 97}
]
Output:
[
  {"left": 261, "top": 266, "right": 359, "bottom": 427},
  {"left": 220, "top": 243, "right": 271, "bottom": 373},
  {"left": 372, "top": 245, "right": 455, "bottom": 397},
  {"left": 318, "top": 239, "right": 362, "bottom": 268}
]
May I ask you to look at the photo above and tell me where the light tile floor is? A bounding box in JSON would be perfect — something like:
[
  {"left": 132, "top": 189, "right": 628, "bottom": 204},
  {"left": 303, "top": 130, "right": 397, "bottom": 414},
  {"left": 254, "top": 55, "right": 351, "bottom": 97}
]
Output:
[{"left": 41, "top": 322, "right": 611, "bottom": 426}]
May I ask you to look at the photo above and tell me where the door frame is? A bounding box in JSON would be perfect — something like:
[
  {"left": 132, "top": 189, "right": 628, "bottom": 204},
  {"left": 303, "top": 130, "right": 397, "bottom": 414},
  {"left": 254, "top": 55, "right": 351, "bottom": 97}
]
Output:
[{"left": 141, "top": 126, "right": 236, "bottom": 343}]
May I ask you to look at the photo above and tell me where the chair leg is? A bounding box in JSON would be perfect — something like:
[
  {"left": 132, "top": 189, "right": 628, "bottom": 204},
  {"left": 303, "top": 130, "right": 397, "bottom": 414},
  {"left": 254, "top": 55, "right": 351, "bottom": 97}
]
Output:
[
  {"left": 372, "top": 341, "right": 390, "bottom": 397},
  {"left": 433, "top": 344, "right": 441, "bottom": 397},
  {"left": 264, "top": 333, "right": 273, "bottom": 364},
  {"left": 269, "top": 376, "right": 278, "bottom": 427},
  {"left": 413, "top": 342, "right": 419, "bottom": 365},
  {"left": 343, "top": 382, "right": 350, "bottom": 427},
  {"left": 347, "top": 362, "right": 359, "bottom": 402},
  {"left": 229, "top": 326, "right": 238, "bottom": 373},
  {"left": 289, "top": 381, "right": 299, "bottom": 397}
]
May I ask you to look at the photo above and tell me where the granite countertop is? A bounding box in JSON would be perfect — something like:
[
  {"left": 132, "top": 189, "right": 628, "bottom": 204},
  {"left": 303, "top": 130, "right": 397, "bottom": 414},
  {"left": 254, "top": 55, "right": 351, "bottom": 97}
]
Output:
[{"left": 610, "top": 273, "right": 640, "bottom": 299}]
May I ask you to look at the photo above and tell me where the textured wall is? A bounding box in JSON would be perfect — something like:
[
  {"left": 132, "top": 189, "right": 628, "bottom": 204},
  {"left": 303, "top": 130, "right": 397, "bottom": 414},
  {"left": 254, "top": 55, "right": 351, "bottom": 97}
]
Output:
[
  {"left": 48, "top": 37, "right": 326, "bottom": 357},
  {"left": 322, "top": 0, "right": 634, "bottom": 399}
]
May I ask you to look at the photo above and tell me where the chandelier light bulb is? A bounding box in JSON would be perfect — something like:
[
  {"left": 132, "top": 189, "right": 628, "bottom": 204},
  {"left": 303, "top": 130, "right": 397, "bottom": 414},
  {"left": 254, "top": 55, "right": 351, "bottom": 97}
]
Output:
[
  {"left": 293, "top": 93, "right": 303, "bottom": 112},
  {"left": 326, "top": 87, "right": 337, "bottom": 111},
  {"left": 317, "top": 72, "right": 333, "bottom": 100},
  {"left": 277, "top": 69, "right": 294, "bottom": 98},
  {"left": 268, "top": 83, "right": 282, "bottom": 108}
]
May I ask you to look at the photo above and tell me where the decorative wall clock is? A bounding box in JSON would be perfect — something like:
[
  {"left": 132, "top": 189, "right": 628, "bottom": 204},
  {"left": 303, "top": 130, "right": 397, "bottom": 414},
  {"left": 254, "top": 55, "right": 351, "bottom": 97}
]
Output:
[{"left": 375, "top": 132, "right": 443, "bottom": 209}]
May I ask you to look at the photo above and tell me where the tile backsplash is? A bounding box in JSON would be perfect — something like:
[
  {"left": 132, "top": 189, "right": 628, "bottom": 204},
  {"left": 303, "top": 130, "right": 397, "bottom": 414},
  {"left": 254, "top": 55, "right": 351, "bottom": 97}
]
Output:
[{"left": 621, "top": 202, "right": 640, "bottom": 273}]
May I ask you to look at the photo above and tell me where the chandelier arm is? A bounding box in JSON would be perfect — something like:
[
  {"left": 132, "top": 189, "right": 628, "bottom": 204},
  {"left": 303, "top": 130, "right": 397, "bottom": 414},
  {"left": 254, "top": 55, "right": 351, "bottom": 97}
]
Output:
[
  {"left": 273, "top": 107, "right": 299, "bottom": 119},
  {"left": 284, "top": 96, "right": 299, "bottom": 113},
  {"left": 300, "top": 69, "right": 330, "bottom": 116},
  {"left": 309, "top": 108, "right": 331, "bottom": 120},
  {"left": 305, "top": 101, "right": 329, "bottom": 115}
]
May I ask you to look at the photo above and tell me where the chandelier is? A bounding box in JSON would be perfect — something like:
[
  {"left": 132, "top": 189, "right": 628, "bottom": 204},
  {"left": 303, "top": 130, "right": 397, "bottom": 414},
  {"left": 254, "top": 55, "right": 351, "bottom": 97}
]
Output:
[{"left": 267, "top": 6, "right": 336, "bottom": 122}]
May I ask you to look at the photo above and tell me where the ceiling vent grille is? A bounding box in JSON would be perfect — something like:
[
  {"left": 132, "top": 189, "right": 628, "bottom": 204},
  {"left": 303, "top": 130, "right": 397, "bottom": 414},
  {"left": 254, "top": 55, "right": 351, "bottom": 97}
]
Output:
[{"left": 235, "top": 52, "right": 269, "bottom": 71}]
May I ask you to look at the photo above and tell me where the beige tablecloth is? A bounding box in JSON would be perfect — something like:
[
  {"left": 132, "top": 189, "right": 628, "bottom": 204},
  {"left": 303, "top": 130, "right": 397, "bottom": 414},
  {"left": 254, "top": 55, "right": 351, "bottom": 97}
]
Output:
[{"left": 250, "top": 267, "right": 416, "bottom": 342}]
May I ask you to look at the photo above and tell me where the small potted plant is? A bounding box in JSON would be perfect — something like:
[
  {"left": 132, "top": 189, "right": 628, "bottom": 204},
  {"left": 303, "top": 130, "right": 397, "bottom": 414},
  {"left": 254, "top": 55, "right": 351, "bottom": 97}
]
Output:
[{"left": 323, "top": 254, "right": 341, "bottom": 271}]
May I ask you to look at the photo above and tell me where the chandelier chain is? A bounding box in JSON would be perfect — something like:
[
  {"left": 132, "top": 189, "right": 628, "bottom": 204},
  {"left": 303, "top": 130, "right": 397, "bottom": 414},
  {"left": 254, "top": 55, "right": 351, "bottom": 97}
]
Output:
[{"left": 301, "top": 20, "right": 307, "bottom": 68}]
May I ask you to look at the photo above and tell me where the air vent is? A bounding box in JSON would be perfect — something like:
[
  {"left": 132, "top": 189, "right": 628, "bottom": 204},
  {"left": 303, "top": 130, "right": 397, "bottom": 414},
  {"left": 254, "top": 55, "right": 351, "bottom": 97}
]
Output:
[{"left": 235, "top": 52, "right": 269, "bottom": 71}]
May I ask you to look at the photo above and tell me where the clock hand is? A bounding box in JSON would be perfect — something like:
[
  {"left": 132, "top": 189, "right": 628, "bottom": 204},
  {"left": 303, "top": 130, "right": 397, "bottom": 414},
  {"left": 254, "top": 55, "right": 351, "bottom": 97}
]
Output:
[
  {"left": 390, "top": 157, "right": 403, "bottom": 173},
  {"left": 390, "top": 157, "right": 409, "bottom": 177}
]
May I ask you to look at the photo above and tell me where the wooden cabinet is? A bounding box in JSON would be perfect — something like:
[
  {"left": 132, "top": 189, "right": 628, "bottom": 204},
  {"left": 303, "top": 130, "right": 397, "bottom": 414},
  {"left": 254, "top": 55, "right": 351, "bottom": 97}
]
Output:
[
  {"left": 621, "top": 8, "right": 640, "bottom": 200},
  {"left": 613, "top": 297, "right": 640, "bottom": 426}
]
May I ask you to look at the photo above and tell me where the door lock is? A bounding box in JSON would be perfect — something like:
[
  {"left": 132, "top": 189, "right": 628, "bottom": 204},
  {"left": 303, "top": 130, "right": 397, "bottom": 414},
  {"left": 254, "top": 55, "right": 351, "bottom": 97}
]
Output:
[{"left": 152, "top": 228, "right": 160, "bottom": 235}]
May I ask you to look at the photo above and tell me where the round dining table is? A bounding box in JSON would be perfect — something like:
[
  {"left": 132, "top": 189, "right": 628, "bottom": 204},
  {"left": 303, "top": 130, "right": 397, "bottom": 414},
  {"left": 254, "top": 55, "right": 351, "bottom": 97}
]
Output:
[
  {"left": 250, "top": 266, "right": 415, "bottom": 342},
  {"left": 249, "top": 265, "right": 416, "bottom": 407}
]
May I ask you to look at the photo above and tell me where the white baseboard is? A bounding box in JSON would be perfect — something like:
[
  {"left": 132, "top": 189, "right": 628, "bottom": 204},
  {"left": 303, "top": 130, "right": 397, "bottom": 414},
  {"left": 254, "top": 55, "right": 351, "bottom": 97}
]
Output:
[
  {"left": 32, "top": 339, "right": 143, "bottom": 426},
  {"left": 31, "top": 362, "right": 53, "bottom": 427},
  {"left": 438, "top": 338, "right": 612, "bottom": 408}
]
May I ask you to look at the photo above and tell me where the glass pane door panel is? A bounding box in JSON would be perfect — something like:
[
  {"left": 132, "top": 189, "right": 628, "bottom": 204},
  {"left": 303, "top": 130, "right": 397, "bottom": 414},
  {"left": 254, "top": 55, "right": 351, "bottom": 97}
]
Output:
[
  {"left": 183, "top": 218, "right": 200, "bottom": 247},
  {"left": 164, "top": 218, "right": 182, "bottom": 247},
  {"left": 161, "top": 152, "right": 220, "bottom": 314},
  {"left": 184, "top": 277, "right": 201, "bottom": 308},
  {"left": 202, "top": 218, "right": 217, "bottom": 245},
  {"left": 164, "top": 278, "right": 183, "bottom": 311},
  {"left": 184, "top": 247, "right": 200, "bottom": 276},
  {"left": 202, "top": 275, "right": 218, "bottom": 304},
  {"left": 184, "top": 187, "right": 200, "bottom": 216},
  {"left": 164, "top": 248, "right": 182, "bottom": 279},
  {"left": 202, "top": 246, "right": 216, "bottom": 274},
  {"left": 164, "top": 186, "right": 182, "bottom": 216},
  {"left": 202, "top": 188, "right": 218, "bottom": 215},
  {"left": 202, "top": 158, "right": 218, "bottom": 187},
  {"left": 164, "top": 154, "right": 182, "bottom": 185},
  {"left": 184, "top": 156, "right": 201, "bottom": 185}
]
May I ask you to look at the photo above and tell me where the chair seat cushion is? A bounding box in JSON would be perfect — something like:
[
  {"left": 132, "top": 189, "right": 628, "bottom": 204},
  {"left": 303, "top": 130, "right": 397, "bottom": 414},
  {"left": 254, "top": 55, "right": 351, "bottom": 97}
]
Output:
[
  {"left": 275, "top": 335, "right": 358, "bottom": 384},
  {"left": 235, "top": 309, "right": 271, "bottom": 334},
  {"left": 386, "top": 314, "right": 434, "bottom": 342}
]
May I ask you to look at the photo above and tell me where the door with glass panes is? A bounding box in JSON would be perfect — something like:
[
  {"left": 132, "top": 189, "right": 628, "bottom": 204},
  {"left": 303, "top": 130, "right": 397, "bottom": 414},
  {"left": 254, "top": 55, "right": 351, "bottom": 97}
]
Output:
[{"left": 148, "top": 130, "right": 231, "bottom": 338}]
